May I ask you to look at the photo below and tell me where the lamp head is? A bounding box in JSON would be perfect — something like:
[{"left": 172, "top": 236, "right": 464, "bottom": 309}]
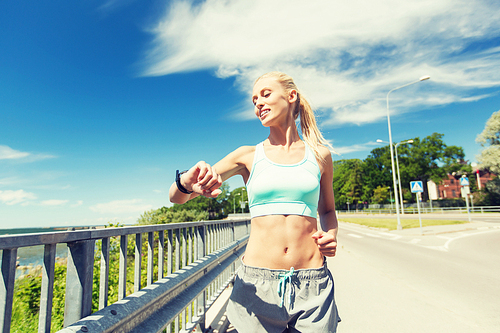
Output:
[
  {"left": 407, "top": 140, "right": 414, "bottom": 143},
  {"left": 419, "top": 75, "right": 430, "bottom": 81}
]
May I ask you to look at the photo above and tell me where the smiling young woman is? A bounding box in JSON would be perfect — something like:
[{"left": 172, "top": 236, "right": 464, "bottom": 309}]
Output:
[{"left": 169, "top": 72, "right": 340, "bottom": 332}]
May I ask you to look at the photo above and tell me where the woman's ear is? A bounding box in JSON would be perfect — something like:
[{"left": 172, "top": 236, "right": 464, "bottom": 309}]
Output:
[{"left": 288, "top": 89, "right": 298, "bottom": 104}]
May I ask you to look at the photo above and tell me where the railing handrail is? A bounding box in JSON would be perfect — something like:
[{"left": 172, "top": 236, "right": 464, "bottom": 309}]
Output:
[
  {"left": 0, "top": 220, "right": 240, "bottom": 250},
  {"left": 0, "top": 219, "right": 251, "bottom": 333},
  {"left": 337, "top": 205, "right": 500, "bottom": 214},
  {"left": 58, "top": 236, "right": 248, "bottom": 333}
]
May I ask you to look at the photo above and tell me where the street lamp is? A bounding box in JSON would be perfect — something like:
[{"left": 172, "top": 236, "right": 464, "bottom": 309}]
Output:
[
  {"left": 233, "top": 193, "right": 240, "bottom": 214},
  {"left": 377, "top": 139, "right": 414, "bottom": 214},
  {"left": 395, "top": 140, "right": 413, "bottom": 214},
  {"left": 386, "top": 75, "right": 430, "bottom": 230},
  {"left": 241, "top": 188, "right": 246, "bottom": 213},
  {"left": 387, "top": 186, "right": 393, "bottom": 211}
]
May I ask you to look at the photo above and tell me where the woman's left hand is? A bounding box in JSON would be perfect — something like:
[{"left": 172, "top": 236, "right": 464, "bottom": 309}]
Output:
[{"left": 311, "top": 230, "right": 337, "bottom": 257}]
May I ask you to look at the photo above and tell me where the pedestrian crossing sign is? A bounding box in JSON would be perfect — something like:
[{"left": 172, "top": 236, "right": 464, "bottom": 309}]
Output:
[
  {"left": 460, "top": 176, "right": 469, "bottom": 186},
  {"left": 410, "top": 181, "right": 424, "bottom": 193}
]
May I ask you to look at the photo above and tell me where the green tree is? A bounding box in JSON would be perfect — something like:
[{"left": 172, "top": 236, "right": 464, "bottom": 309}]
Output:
[
  {"left": 137, "top": 207, "right": 208, "bottom": 225},
  {"left": 476, "top": 110, "right": 500, "bottom": 174},
  {"left": 372, "top": 186, "right": 390, "bottom": 204},
  {"left": 332, "top": 159, "right": 366, "bottom": 209},
  {"left": 363, "top": 146, "right": 393, "bottom": 199},
  {"left": 370, "top": 133, "right": 465, "bottom": 202},
  {"left": 228, "top": 186, "right": 249, "bottom": 214}
]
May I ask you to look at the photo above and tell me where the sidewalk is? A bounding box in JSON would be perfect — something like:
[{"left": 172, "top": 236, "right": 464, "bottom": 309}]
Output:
[
  {"left": 212, "top": 215, "right": 500, "bottom": 332},
  {"left": 338, "top": 212, "right": 500, "bottom": 236}
]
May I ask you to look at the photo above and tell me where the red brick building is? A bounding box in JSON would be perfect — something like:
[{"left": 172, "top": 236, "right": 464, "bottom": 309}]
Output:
[{"left": 427, "top": 169, "right": 496, "bottom": 199}]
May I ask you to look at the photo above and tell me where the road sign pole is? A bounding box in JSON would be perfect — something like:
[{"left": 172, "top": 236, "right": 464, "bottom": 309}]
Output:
[
  {"left": 460, "top": 176, "right": 471, "bottom": 223},
  {"left": 416, "top": 192, "right": 423, "bottom": 235},
  {"left": 465, "top": 193, "right": 471, "bottom": 222}
]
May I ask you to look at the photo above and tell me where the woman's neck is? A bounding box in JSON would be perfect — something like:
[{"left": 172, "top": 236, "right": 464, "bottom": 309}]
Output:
[{"left": 267, "top": 123, "right": 301, "bottom": 149}]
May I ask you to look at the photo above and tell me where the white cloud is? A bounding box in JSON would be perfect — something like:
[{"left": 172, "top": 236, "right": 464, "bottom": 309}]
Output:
[
  {"left": 0, "top": 146, "right": 30, "bottom": 160},
  {"left": 0, "top": 190, "right": 37, "bottom": 205},
  {"left": 98, "top": 0, "right": 137, "bottom": 13},
  {"left": 0, "top": 177, "right": 21, "bottom": 186},
  {"left": 0, "top": 145, "right": 55, "bottom": 162},
  {"left": 71, "top": 200, "right": 84, "bottom": 207},
  {"left": 89, "top": 199, "right": 153, "bottom": 214},
  {"left": 40, "top": 199, "right": 69, "bottom": 206},
  {"left": 142, "top": 0, "right": 500, "bottom": 126},
  {"left": 334, "top": 141, "right": 383, "bottom": 156}
]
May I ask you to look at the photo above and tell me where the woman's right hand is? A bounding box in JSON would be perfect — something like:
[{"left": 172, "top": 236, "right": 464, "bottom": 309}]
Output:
[{"left": 182, "top": 161, "right": 223, "bottom": 198}]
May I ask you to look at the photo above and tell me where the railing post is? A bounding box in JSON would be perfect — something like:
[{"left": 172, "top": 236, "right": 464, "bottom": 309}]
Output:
[
  {"left": 0, "top": 248, "right": 17, "bottom": 333},
  {"left": 167, "top": 230, "right": 173, "bottom": 275},
  {"left": 158, "top": 231, "right": 165, "bottom": 280},
  {"left": 147, "top": 232, "right": 154, "bottom": 286},
  {"left": 197, "top": 224, "right": 206, "bottom": 331},
  {"left": 134, "top": 233, "right": 142, "bottom": 292},
  {"left": 39, "top": 244, "right": 56, "bottom": 333},
  {"left": 99, "top": 238, "right": 110, "bottom": 309},
  {"left": 118, "top": 235, "right": 128, "bottom": 301},
  {"left": 231, "top": 222, "right": 236, "bottom": 276},
  {"left": 64, "top": 239, "right": 95, "bottom": 327}
]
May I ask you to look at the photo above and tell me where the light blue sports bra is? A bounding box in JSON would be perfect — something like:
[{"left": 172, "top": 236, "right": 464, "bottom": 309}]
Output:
[{"left": 246, "top": 142, "right": 321, "bottom": 218}]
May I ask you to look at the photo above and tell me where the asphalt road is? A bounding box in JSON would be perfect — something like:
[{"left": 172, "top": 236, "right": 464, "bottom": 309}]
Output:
[
  {"left": 338, "top": 212, "right": 500, "bottom": 224},
  {"left": 329, "top": 221, "right": 500, "bottom": 333}
]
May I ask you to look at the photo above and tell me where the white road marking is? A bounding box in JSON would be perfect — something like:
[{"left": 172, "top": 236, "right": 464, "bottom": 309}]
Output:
[
  {"left": 436, "top": 235, "right": 451, "bottom": 240},
  {"left": 347, "top": 233, "right": 363, "bottom": 238},
  {"left": 410, "top": 239, "right": 421, "bottom": 244},
  {"left": 444, "top": 228, "right": 500, "bottom": 250},
  {"left": 422, "top": 245, "right": 448, "bottom": 252},
  {"left": 378, "top": 232, "right": 402, "bottom": 239},
  {"left": 365, "top": 233, "right": 381, "bottom": 238},
  {"left": 477, "top": 227, "right": 489, "bottom": 230}
]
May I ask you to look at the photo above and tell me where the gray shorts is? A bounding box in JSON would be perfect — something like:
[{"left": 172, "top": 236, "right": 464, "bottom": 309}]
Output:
[{"left": 227, "top": 259, "right": 340, "bottom": 333}]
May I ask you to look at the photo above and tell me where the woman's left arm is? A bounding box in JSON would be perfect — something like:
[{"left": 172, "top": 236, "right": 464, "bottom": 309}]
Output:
[{"left": 311, "top": 147, "right": 338, "bottom": 257}]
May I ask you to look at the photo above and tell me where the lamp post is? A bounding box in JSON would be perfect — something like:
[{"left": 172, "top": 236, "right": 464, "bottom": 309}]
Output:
[
  {"left": 241, "top": 188, "right": 246, "bottom": 213},
  {"left": 387, "top": 186, "right": 393, "bottom": 211},
  {"left": 395, "top": 140, "right": 413, "bottom": 214},
  {"left": 233, "top": 193, "right": 240, "bottom": 214},
  {"left": 386, "top": 76, "right": 430, "bottom": 230},
  {"left": 377, "top": 139, "right": 414, "bottom": 214}
]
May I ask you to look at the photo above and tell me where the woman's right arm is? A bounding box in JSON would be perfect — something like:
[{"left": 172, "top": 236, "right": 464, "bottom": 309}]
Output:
[{"left": 169, "top": 146, "right": 254, "bottom": 204}]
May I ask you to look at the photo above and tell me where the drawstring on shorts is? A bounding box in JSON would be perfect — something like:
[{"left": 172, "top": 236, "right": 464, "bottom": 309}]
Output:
[{"left": 277, "top": 267, "right": 294, "bottom": 307}]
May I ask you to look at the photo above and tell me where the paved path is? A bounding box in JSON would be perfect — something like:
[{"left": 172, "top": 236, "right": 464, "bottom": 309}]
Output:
[
  {"left": 338, "top": 212, "right": 500, "bottom": 223},
  {"left": 330, "top": 220, "right": 500, "bottom": 333},
  {"left": 220, "top": 219, "right": 500, "bottom": 332}
]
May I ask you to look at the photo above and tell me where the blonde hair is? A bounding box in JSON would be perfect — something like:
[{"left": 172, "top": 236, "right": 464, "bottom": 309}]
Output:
[{"left": 255, "top": 71, "right": 335, "bottom": 162}]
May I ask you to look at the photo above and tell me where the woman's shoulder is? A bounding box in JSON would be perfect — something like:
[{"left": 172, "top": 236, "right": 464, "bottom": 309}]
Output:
[
  {"left": 222, "top": 145, "right": 256, "bottom": 166},
  {"left": 317, "top": 145, "right": 332, "bottom": 158},
  {"left": 315, "top": 144, "right": 334, "bottom": 169},
  {"left": 232, "top": 145, "right": 256, "bottom": 157}
]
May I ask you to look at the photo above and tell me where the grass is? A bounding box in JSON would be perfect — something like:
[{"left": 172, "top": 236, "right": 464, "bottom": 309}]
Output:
[{"left": 338, "top": 217, "right": 467, "bottom": 230}]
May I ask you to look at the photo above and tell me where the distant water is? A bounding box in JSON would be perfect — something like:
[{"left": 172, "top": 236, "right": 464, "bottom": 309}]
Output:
[
  {"left": 0, "top": 226, "right": 73, "bottom": 236},
  {"left": 0, "top": 226, "right": 96, "bottom": 275}
]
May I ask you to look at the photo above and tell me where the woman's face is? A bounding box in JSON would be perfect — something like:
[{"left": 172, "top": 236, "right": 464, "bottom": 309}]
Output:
[{"left": 252, "top": 77, "right": 297, "bottom": 127}]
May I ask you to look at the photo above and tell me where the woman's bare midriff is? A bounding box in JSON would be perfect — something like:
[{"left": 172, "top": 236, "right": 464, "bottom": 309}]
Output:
[{"left": 242, "top": 215, "right": 324, "bottom": 270}]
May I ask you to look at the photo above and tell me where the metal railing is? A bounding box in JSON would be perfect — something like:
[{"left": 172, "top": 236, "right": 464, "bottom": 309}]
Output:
[
  {"left": 0, "top": 219, "right": 250, "bottom": 333},
  {"left": 338, "top": 205, "right": 500, "bottom": 215}
]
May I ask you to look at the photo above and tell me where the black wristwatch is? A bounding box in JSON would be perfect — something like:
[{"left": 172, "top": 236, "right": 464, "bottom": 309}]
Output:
[{"left": 175, "top": 170, "right": 193, "bottom": 194}]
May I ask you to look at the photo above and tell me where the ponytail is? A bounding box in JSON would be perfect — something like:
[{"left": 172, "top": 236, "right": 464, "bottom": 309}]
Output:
[
  {"left": 256, "top": 72, "right": 335, "bottom": 163},
  {"left": 296, "top": 92, "right": 335, "bottom": 163}
]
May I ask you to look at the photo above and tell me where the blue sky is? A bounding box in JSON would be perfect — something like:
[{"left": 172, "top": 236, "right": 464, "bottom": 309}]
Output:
[{"left": 1, "top": 0, "right": 499, "bottom": 228}]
